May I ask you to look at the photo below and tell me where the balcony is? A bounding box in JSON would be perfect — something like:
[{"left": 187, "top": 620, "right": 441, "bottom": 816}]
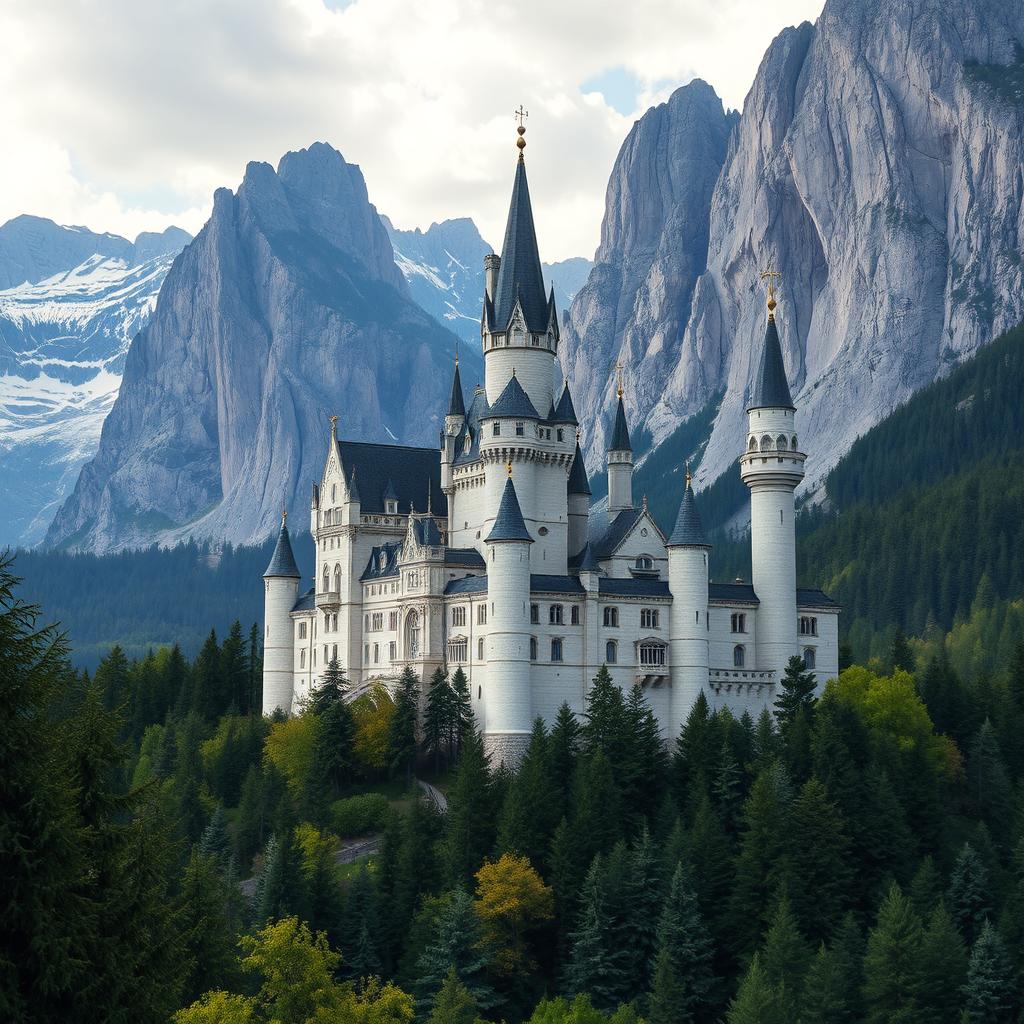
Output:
[
  {"left": 315, "top": 589, "right": 341, "bottom": 609},
  {"left": 709, "top": 668, "right": 775, "bottom": 695}
]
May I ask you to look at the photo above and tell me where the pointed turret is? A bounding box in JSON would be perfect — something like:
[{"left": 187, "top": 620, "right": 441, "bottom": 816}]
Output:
[
  {"left": 448, "top": 358, "right": 466, "bottom": 418},
  {"left": 577, "top": 541, "right": 600, "bottom": 573},
  {"left": 263, "top": 510, "right": 301, "bottom": 716},
  {"left": 264, "top": 514, "right": 301, "bottom": 578},
  {"left": 486, "top": 472, "right": 533, "bottom": 543},
  {"left": 608, "top": 395, "right": 632, "bottom": 452},
  {"left": 607, "top": 383, "right": 634, "bottom": 515},
  {"left": 487, "top": 372, "right": 541, "bottom": 420},
  {"left": 567, "top": 440, "right": 591, "bottom": 496},
  {"left": 667, "top": 472, "right": 710, "bottom": 547},
  {"left": 553, "top": 380, "right": 579, "bottom": 425},
  {"left": 747, "top": 296, "right": 794, "bottom": 411}
]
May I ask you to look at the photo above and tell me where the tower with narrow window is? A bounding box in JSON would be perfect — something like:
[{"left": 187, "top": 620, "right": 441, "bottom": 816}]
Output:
[
  {"left": 739, "top": 278, "right": 806, "bottom": 680},
  {"left": 263, "top": 512, "right": 301, "bottom": 715},
  {"left": 606, "top": 387, "right": 634, "bottom": 516}
]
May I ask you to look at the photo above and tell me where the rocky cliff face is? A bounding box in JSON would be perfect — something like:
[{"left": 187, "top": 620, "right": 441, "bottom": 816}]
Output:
[
  {"left": 46, "top": 143, "right": 462, "bottom": 552},
  {"left": 568, "top": 0, "right": 1024, "bottom": 503}
]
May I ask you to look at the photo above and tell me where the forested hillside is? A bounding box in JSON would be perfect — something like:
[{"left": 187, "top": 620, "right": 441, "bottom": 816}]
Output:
[{"left": 6, "top": 554, "right": 1024, "bottom": 1022}]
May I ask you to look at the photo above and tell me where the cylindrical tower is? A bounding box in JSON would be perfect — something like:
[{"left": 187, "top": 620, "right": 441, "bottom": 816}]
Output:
[
  {"left": 607, "top": 393, "right": 634, "bottom": 515},
  {"left": 739, "top": 289, "right": 805, "bottom": 681},
  {"left": 667, "top": 472, "right": 711, "bottom": 737},
  {"left": 263, "top": 513, "right": 301, "bottom": 716},
  {"left": 483, "top": 468, "right": 534, "bottom": 767}
]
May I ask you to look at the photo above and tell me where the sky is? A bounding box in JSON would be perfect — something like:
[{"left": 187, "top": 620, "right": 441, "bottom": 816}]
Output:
[{"left": 0, "top": 0, "right": 824, "bottom": 262}]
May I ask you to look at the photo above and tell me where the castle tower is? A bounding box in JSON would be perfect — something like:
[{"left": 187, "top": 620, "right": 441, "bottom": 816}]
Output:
[
  {"left": 739, "top": 277, "right": 806, "bottom": 680},
  {"left": 263, "top": 511, "right": 301, "bottom": 715},
  {"left": 667, "top": 470, "right": 711, "bottom": 735},
  {"left": 441, "top": 356, "right": 465, "bottom": 510},
  {"left": 483, "top": 467, "right": 534, "bottom": 766},
  {"left": 607, "top": 388, "right": 634, "bottom": 515},
  {"left": 567, "top": 434, "right": 591, "bottom": 557}
]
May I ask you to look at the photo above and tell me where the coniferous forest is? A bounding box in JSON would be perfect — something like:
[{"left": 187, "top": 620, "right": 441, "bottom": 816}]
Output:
[{"left": 5, "top": 547, "right": 1024, "bottom": 1024}]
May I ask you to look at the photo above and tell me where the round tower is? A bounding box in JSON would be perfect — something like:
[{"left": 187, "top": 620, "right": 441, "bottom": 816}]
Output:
[
  {"left": 483, "top": 467, "right": 534, "bottom": 767},
  {"left": 667, "top": 469, "right": 711, "bottom": 736},
  {"left": 263, "top": 511, "right": 301, "bottom": 716},
  {"left": 739, "top": 281, "right": 806, "bottom": 681}
]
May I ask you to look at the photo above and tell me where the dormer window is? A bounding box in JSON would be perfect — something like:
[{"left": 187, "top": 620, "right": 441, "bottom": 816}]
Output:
[{"left": 385, "top": 499, "right": 398, "bottom": 515}]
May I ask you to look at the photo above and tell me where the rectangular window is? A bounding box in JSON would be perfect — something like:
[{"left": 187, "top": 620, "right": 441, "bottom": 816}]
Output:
[
  {"left": 530, "top": 603, "right": 539, "bottom": 624},
  {"left": 550, "top": 638, "right": 563, "bottom": 662},
  {"left": 389, "top": 611, "right": 398, "bottom": 630},
  {"left": 452, "top": 606, "right": 466, "bottom": 627},
  {"left": 640, "top": 608, "right": 660, "bottom": 629},
  {"left": 371, "top": 612, "right": 384, "bottom": 631},
  {"left": 515, "top": 422, "right": 525, "bottom": 436},
  {"left": 332, "top": 644, "right": 338, "bottom": 662},
  {"left": 603, "top": 606, "right": 619, "bottom": 628},
  {"left": 549, "top": 604, "right": 564, "bottom": 625},
  {"left": 570, "top": 604, "right": 580, "bottom": 625},
  {"left": 731, "top": 612, "right": 746, "bottom": 633},
  {"left": 447, "top": 638, "right": 468, "bottom": 663},
  {"left": 389, "top": 641, "right": 397, "bottom": 660},
  {"left": 363, "top": 644, "right": 369, "bottom": 664},
  {"left": 300, "top": 649, "right": 306, "bottom": 668},
  {"left": 639, "top": 643, "right": 666, "bottom": 667},
  {"left": 492, "top": 423, "right": 501, "bottom": 436},
  {"left": 477, "top": 604, "right": 487, "bottom": 625},
  {"left": 373, "top": 643, "right": 379, "bottom": 664},
  {"left": 530, "top": 637, "right": 538, "bottom": 660},
  {"left": 298, "top": 621, "right": 307, "bottom": 639}
]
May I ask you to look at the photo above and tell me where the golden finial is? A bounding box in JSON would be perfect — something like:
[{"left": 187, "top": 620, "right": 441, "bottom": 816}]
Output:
[
  {"left": 455, "top": 340, "right": 459, "bottom": 366},
  {"left": 685, "top": 460, "right": 692, "bottom": 488},
  {"left": 760, "top": 263, "right": 781, "bottom": 320},
  {"left": 506, "top": 461, "right": 513, "bottom": 476},
  {"left": 281, "top": 507, "right": 288, "bottom": 527},
  {"left": 329, "top": 414, "right": 338, "bottom": 437},
  {"left": 615, "top": 361, "right": 624, "bottom": 399},
  {"left": 514, "top": 105, "right": 528, "bottom": 156}
]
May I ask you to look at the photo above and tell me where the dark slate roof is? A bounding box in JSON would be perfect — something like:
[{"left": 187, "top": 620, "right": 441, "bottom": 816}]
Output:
[
  {"left": 576, "top": 542, "right": 600, "bottom": 572},
  {"left": 709, "top": 582, "right": 759, "bottom": 605},
  {"left": 264, "top": 523, "right": 301, "bottom": 578},
  {"left": 608, "top": 396, "right": 632, "bottom": 452},
  {"left": 445, "top": 575, "right": 488, "bottom": 595},
  {"left": 486, "top": 373, "right": 541, "bottom": 420},
  {"left": 552, "top": 381, "right": 578, "bottom": 424},
  {"left": 667, "top": 480, "right": 710, "bottom": 547},
  {"left": 567, "top": 441, "right": 591, "bottom": 496},
  {"left": 445, "top": 547, "right": 486, "bottom": 568},
  {"left": 291, "top": 586, "right": 316, "bottom": 612},
  {"left": 589, "top": 507, "right": 642, "bottom": 558},
  {"left": 448, "top": 361, "right": 466, "bottom": 418},
  {"left": 748, "top": 315, "right": 794, "bottom": 411},
  {"left": 600, "top": 578, "right": 671, "bottom": 597},
  {"left": 382, "top": 478, "right": 398, "bottom": 501},
  {"left": 454, "top": 388, "right": 489, "bottom": 466},
  {"left": 492, "top": 157, "right": 548, "bottom": 333},
  {"left": 348, "top": 468, "right": 361, "bottom": 503},
  {"left": 413, "top": 516, "right": 443, "bottom": 547},
  {"left": 797, "top": 588, "right": 840, "bottom": 609},
  {"left": 360, "top": 541, "right": 403, "bottom": 581},
  {"left": 486, "top": 475, "right": 533, "bottom": 542},
  {"left": 337, "top": 440, "right": 447, "bottom": 515},
  {"left": 531, "top": 574, "right": 585, "bottom": 595}
]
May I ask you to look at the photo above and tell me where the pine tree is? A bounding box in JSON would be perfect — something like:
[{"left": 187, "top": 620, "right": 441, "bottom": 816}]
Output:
[
  {"left": 450, "top": 667, "right": 474, "bottom": 756},
  {"left": 774, "top": 655, "right": 818, "bottom": 730},
  {"left": 726, "top": 954, "right": 782, "bottom": 1024},
  {"left": 569, "top": 748, "right": 623, "bottom": 870},
  {"left": 496, "top": 718, "right": 557, "bottom": 869},
  {"left": 94, "top": 644, "right": 131, "bottom": 710},
  {"left": 256, "top": 825, "right": 308, "bottom": 926},
  {"left": 565, "top": 855, "right": 625, "bottom": 1009},
  {"left": 890, "top": 629, "right": 915, "bottom": 673},
  {"left": 624, "top": 825, "right": 665, "bottom": 995},
  {"left": 220, "top": 620, "right": 249, "bottom": 712},
  {"left": 948, "top": 842, "right": 992, "bottom": 946},
  {"left": 915, "top": 903, "right": 967, "bottom": 1024},
  {"left": 428, "top": 968, "right": 479, "bottom": 1024},
  {"left": 190, "top": 629, "right": 222, "bottom": 721},
  {"left": 304, "top": 696, "right": 356, "bottom": 824},
  {"left": 582, "top": 665, "right": 630, "bottom": 765},
  {"left": 622, "top": 684, "right": 668, "bottom": 824},
  {"left": 548, "top": 702, "right": 582, "bottom": 819},
  {"left": 443, "top": 727, "right": 494, "bottom": 885},
  {"left": 862, "top": 883, "right": 924, "bottom": 1024},
  {"left": 966, "top": 720, "right": 1013, "bottom": 841},
  {"left": 684, "top": 794, "right": 734, "bottom": 953},
  {"left": 387, "top": 667, "right": 420, "bottom": 781},
  {"left": 306, "top": 657, "right": 348, "bottom": 714},
  {"left": 799, "top": 944, "right": 848, "bottom": 1024},
  {"left": 198, "top": 804, "right": 231, "bottom": 867},
  {"left": 908, "top": 856, "right": 943, "bottom": 919},
  {"left": 248, "top": 622, "right": 261, "bottom": 716},
  {"left": 674, "top": 690, "right": 714, "bottom": 807},
  {"left": 962, "top": 921, "right": 1016, "bottom": 1023},
  {"left": 760, "top": 895, "right": 812, "bottom": 1022},
  {"left": 423, "top": 667, "right": 453, "bottom": 772},
  {"left": 343, "top": 865, "right": 382, "bottom": 981}
]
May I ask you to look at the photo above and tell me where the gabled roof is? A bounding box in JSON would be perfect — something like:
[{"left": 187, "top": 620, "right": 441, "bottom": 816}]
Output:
[
  {"left": 486, "top": 475, "right": 533, "bottom": 542},
  {"left": 360, "top": 541, "right": 403, "bottom": 581},
  {"left": 552, "top": 380, "right": 578, "bottom": 425},
  {"left": 667, "top": 479, "right": 710, "bottom": 547},
  {"left": 797, "top": 588, "right": 840, "bottom": 609},
  {"left": 336, "top": 440, "right": 447, "bottom": 516},
  {"left": 567, "top": 441, "right": 591, "bottom": 496},
  {"left": 492, "top": 157, "right": 549, "bottom": 333},
  {"left": 748, "top": 314, "right": 794, "bottom": 411},
  {"left": 264, "top": 522, "right": 301, "bottom": 578},
  {"left": 486, "top": 373, "right": 541, "bottom": 420},
  {"left": 454, "top": 388, "right": 489, "bottom": 466},
  {"left": 588, "top": 507, "right": 642, "bottom": 559},
  {"left": 444, "top": 548, "right": 486, "bottom": 569},
  {"left": 608, "top": 396, "right": 632, "bottom": 452},
  {"left": 448, "top": 361, "right": 466, "bottom": 418}
]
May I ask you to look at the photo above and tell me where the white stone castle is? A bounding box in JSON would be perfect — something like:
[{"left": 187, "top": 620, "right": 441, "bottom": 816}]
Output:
[{"left": 262, "top": 125, "right": 839, "bottom": 762}]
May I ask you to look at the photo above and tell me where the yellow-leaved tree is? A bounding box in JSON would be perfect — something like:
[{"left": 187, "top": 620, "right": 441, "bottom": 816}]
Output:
[{"left": 264, "top": 715, "right": 320, "bottom": 796}]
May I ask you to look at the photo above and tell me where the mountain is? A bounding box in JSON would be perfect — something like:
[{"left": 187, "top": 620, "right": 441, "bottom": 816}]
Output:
[
  {"left": 565, "top": 0, "right": 1024, "bottom": 505},
  {"left": 45, "top": 143, "right": 471, "bottom": 553},
  {"left": 0, "top": 223, "right": 191, "bottom": 547},
  {"left": 385, "top": 215, "right": 591, "bottom": 348}
]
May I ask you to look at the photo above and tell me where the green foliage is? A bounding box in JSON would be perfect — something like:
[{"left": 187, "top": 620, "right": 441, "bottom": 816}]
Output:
[
  {"left": 963, "top": 922, "right": 1017, "bottom": 1023},
  {"left": 330, "top": 792, "right": 390, "bottom": 837},
  {"left": 862, "top": 883, "right": 924, "bottom": 1024},
  {"left": 387, "top": 667, "right": 420, "bottom": 781}
]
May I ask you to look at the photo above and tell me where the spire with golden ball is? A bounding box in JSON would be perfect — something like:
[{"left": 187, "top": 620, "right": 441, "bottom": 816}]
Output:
[{"left": 514, "top": 104, "right": 528, "bottom": 159}]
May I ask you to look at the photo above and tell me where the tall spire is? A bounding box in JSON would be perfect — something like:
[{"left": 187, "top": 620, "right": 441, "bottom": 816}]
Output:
[
  {"left": 748, "top": 269, "right": 794, "bottom": 411},
  {"left": 447, "top": 355, "right": 466, "bottom": 418},
  {"left": 264, "top": 514, "right": 301, "bottom": 578},
  {"left": 608, "top": 394, "right": 632, "bottom": 453},
  {"left": 486, "top": 470, "right": 533, "bottom": 543},
  {"left": 667, "top": 473, "right": 710, "bottom": 548},
  {"left": 567, "top": 439, "right": 591, "bottom": 495},
  {"left": 491, "top": 111, "right": 548, "bottom": 334}
]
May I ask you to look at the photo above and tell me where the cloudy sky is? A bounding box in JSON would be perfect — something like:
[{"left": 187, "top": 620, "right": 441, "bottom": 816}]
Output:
[{"left": 1, "top": 0, "right": 824, "bottom": 262}]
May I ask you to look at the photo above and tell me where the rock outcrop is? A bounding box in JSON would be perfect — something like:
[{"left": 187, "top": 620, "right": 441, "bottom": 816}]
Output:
[{"left": 46, "top": 143, "right": 462, "bottom": 552}]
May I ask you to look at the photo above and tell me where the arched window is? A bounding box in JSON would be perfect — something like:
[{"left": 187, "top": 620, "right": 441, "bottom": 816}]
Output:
[
  {"left": 331, "top": 484, "right": 336, "bottom": 503},
  {"left": 635, "top": 555, "right": 654, "bottom": 571},
  {"left": 803, "top": 647, "right": 816, "bottom": 670},
  {"left": 776, "top": 435, "right": 788, "bottom": 450},
  {"left": 606, "top": 640, "right": 617, "bottom": 664},
  {"left": 760, "top": 435, "right": 773, "bottom": 451},
  {"left": 300, "top": 649, "right": 306, "bottom": 668},
  {"left": 549, "top": 604, "right": 564, "bottom": 625},
  {"left": 603, "top": 606, "right": 619, "bottom": 628},
  {"left": 791, "top": 435, "right": 798, "bottom": 449},
  {"left": 550, "top": 638, "right": 563, "bottom": 662},
  {"left": 478, "top": 637, "right": 485, "bottom": 660},
  {"left": 333, "top": 565, "right": 341, "bottom": 592},
  {"left": 405, "top": 610, "right": 421, "bottom": 659},
  {"left": 748, "top": 436, "right": 758, "bottom": 452},
  {"left": 322, "top": 567, "right": 330, "bottom": 593},
  {"left": 733, "top": 644, "right": 745, "bottom": 668}
]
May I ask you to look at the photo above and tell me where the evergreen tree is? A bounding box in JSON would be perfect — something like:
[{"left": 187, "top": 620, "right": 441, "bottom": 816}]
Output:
[
  {"left": 306, "top": 657, "right": 348, "bottom": 714},
  {"left": 684, "top": 794, "right": 734, "bottom": 953},
  {"left": 966, "top": 720, "right": 1013, "bottom": 841},
  {"left": 428, "top": 968, "right": 479, "bottom": 1024},
  {"left": 255, "top": 825, "right": 308, "bottom": 925},
  {"left": 890, "top": 628, "right": 915, "bottom": 674},
  {"left": 548, "top": 702, "right": 582, "bottom": 819},
  {"left": 726, "top": 954, "right": 782, "bottom": 1024},
  {"left": 497, "top": 718, "right": 557, "bottom": 869},
  {"left": 962, "top": 921, "right": 1016, "bottom": 1023},
  {"left": 342, "top": 865, "right": 382, "bottom": 981},
  {"left": 304, "top": 695, "right": 356, "bottom": 824},
  {"left": 564, "top": 856, "right": 626, "bottom": 1010},
  {"left": 674, "top": 691, "right": 714, "bottom": 806},
  {"left": 908, "top": 856, "right": 943, "bottom": 919},
  {"left": 198, "top": 804, "right": 231, "bottom": 867},
  {"left": 568, "top": 749, "right": 623, "bottom": 870},
  {"left": 387, "top": 667, "right": 420, "bottom": 781},
  {"left": 450, "top": 667, "right": 474, "bottom": 756},
  {"left": 624, "top": 826, "right": 665, "bottom": 995},
  {"left": 799, "top": 944, "right": 849, "bottom": 1024},
  {"left": 443, "top": 727, "right": 494, "bottom": 885},
  {"left": 190, "top": 629, "right": 222, "bottom": 721},
  {"left": 862, "top": 883, "right": 924, "bottom": 1024},
  {"left": 422, "top": 667, "right": 453, "bottom": 772},
  {"left": 948, "top": 842, "right": 992, "bottom": 946},
  {"left": 760, "top": 895, "right": 812, "bottom": 1023},
  {"left": 915, "top": 904, "right": 967, "bottom": 1024},
  {"left": 622, "top": 684, "right": 669, "bottom": 824},
  {"left": 582, "top": 665, "right": 630, "bottom": 765},
  {"left": 774, "top": 655, "right": 818, "bottom": 731},
  {"left": 219, "top": 620, "right": 249, "bottom": 713},
  {"left": 247, "top": 622, "right": 261, "bottom": 715}
]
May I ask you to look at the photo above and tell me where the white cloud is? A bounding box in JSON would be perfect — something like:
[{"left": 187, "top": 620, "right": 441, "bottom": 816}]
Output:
[{"left": 0, "top": 0, "right": 823, "bottom": 260}]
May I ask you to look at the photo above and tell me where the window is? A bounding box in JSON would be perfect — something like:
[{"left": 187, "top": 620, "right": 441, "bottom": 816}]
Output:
[
  {"left": 324, "top": 645, "right": 329, "bottom": 663},
  {"left": 371, "top": 612, "right": 383, "bottom": 631},
  {"left": 799, "top": 616, "right": 818, "bottom": 636},
  {"left": 603, "top": 606, "right": 619, "bottom": 627},
  {"left": 731, "top": 612, "right": 746, "bottom": 633},
  {"left": 803, "top": 647, "right": 816, "bottom": 670},
  {"left": 373, "top": 643, "right": 379, "bottom": 664},
  {"left": 530, "top": 604, "right": 539, "bottom": 624},
  {"left": 492, "top": 422, "right": 501, "bottom": 436},
  {"left": 389, "top": 641, "right": 396, "bottom": 660},
  {"left": 515, "top": 422, "right": 525, "bottom": 436},
  {"left": 640, "top": 608, "right": 660, "bottom": 629},
  {"left": 322, "top": 567, "right": 330, "bottom": 593},
  {"left": 447, "top": 637, "right": 468, "bottom": 663},
  {"left": 571, "top": 605, "right": 580, "bottom": 625},
  {"left": 606, "top": 640, "right": 617, "bottom": 664},
  {"left": 300, "top": 649, "right": 306, "bottom": 668},
  {"left": 557, "top": 428, "right": 564, "bottom": 442},
  {"left": 760, "top": 435, "right": 773, "bottom": 451},
  {"left": 551, "top": 638, "right": 563, "bottom": 662},
  {"left": 389, "top": 611, "right": 398, "bottom": 630},
  {"left": 332, "top": 644, "right": 338, "bottom": 662},
  {"left": 477, "top": 604, "right": 487, "bottom": 625},
  {"left": 639, "top": 643, "right": 666, "bottom": 667},
  {"left": 406, "top": 610, "right": 421, "bottom": 659},
  {"left": 733, "top": 644, "right": 746, "bottom": 668},
  {"left": 331, "top": 484, "right": 337, "bottom": 503},
  {"left": 364, "top": 613, "right": 370, "bottom": 631},
  {"left": 333, "top": 565, "right": 341, "bottom": 592},
  {"left": 549, "top": 604, "right": 564, "bottom": 625},
  {"left": 378, "top": 553, "right": 387, "bottom": 571},
  {"left": 530, "top": 637, "right": 538, "bottom": 660},
  {"left": 298, "top": 621, "right": 307, "bottom": 639},
  {"left": 363, "top": 644, "right": 369, "bottom": 664},
  {"left": 385, "top": 499, "right": 398, "bottom": 515},
  {"left": 748, "top": 436, "right": 758, "bottom": 452},
  {"left": 777, "top": 434, "right": 788, "bottom": 450},
  {"left": 635, "top": 555, "right": 654, "bottom": 570},
  {"left": 792, "top": 435, "right": 798, "bottom": 449},
  {"left": 452, "top": 606, "right": 466, "bottom": 627},
  {"left": 478, "top": 637, "right": 485, "bottom": 660}
]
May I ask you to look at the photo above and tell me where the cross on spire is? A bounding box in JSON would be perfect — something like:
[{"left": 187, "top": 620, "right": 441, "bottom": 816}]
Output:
[
  {"left": 615, "top": 360, "right": 624, "bottom": 399},
  {"left": 514, "top": 105, "right": 528, "bottom": 156},
  {"left": 329, "top": 414, "right": 338, "bottom": 437},
  {"left": 760, "top": 263, "right": 781, "bottom": 319},
  {"left": 514, "top": 104, "right": 528, "bottom": 128}
]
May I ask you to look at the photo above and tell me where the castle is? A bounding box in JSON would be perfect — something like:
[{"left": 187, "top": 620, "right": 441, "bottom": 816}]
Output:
[{"left": 261, "top": 123, "right": 839, "bottom": 762}]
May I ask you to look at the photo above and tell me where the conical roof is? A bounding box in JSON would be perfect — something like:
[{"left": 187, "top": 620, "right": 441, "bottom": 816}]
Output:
[
  {"left": 264, "top": 520, "right": 301, "bottom": 577},
  {"left": 567, "top": 441, "right": 591, "bottom": 496},
  {"left": 667, "top": 478, "right": 710, "bottom": 548},
  {"left": 486, "top": 474, "right": 533, "bottom": 542},
  {"left": 448, "top": 360, "right": 466, "bottom": 418},
  {"left": 577, "top": 542, "right": 600, "bottom": 572},
  {"left": 748, "top": 314, "right": 794, "bottom": 411},
  {"left": 553, "top": 380, "right": 578, "bottom": 424},
  {"left": 487, "top": 373, "right": 541, "bottom": 419},
  {"left": 492, "top": 157, "right": 548, "bottom": 333},
  {"left": 608, "top": 396, "right": 632, "bottom": 452}
]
